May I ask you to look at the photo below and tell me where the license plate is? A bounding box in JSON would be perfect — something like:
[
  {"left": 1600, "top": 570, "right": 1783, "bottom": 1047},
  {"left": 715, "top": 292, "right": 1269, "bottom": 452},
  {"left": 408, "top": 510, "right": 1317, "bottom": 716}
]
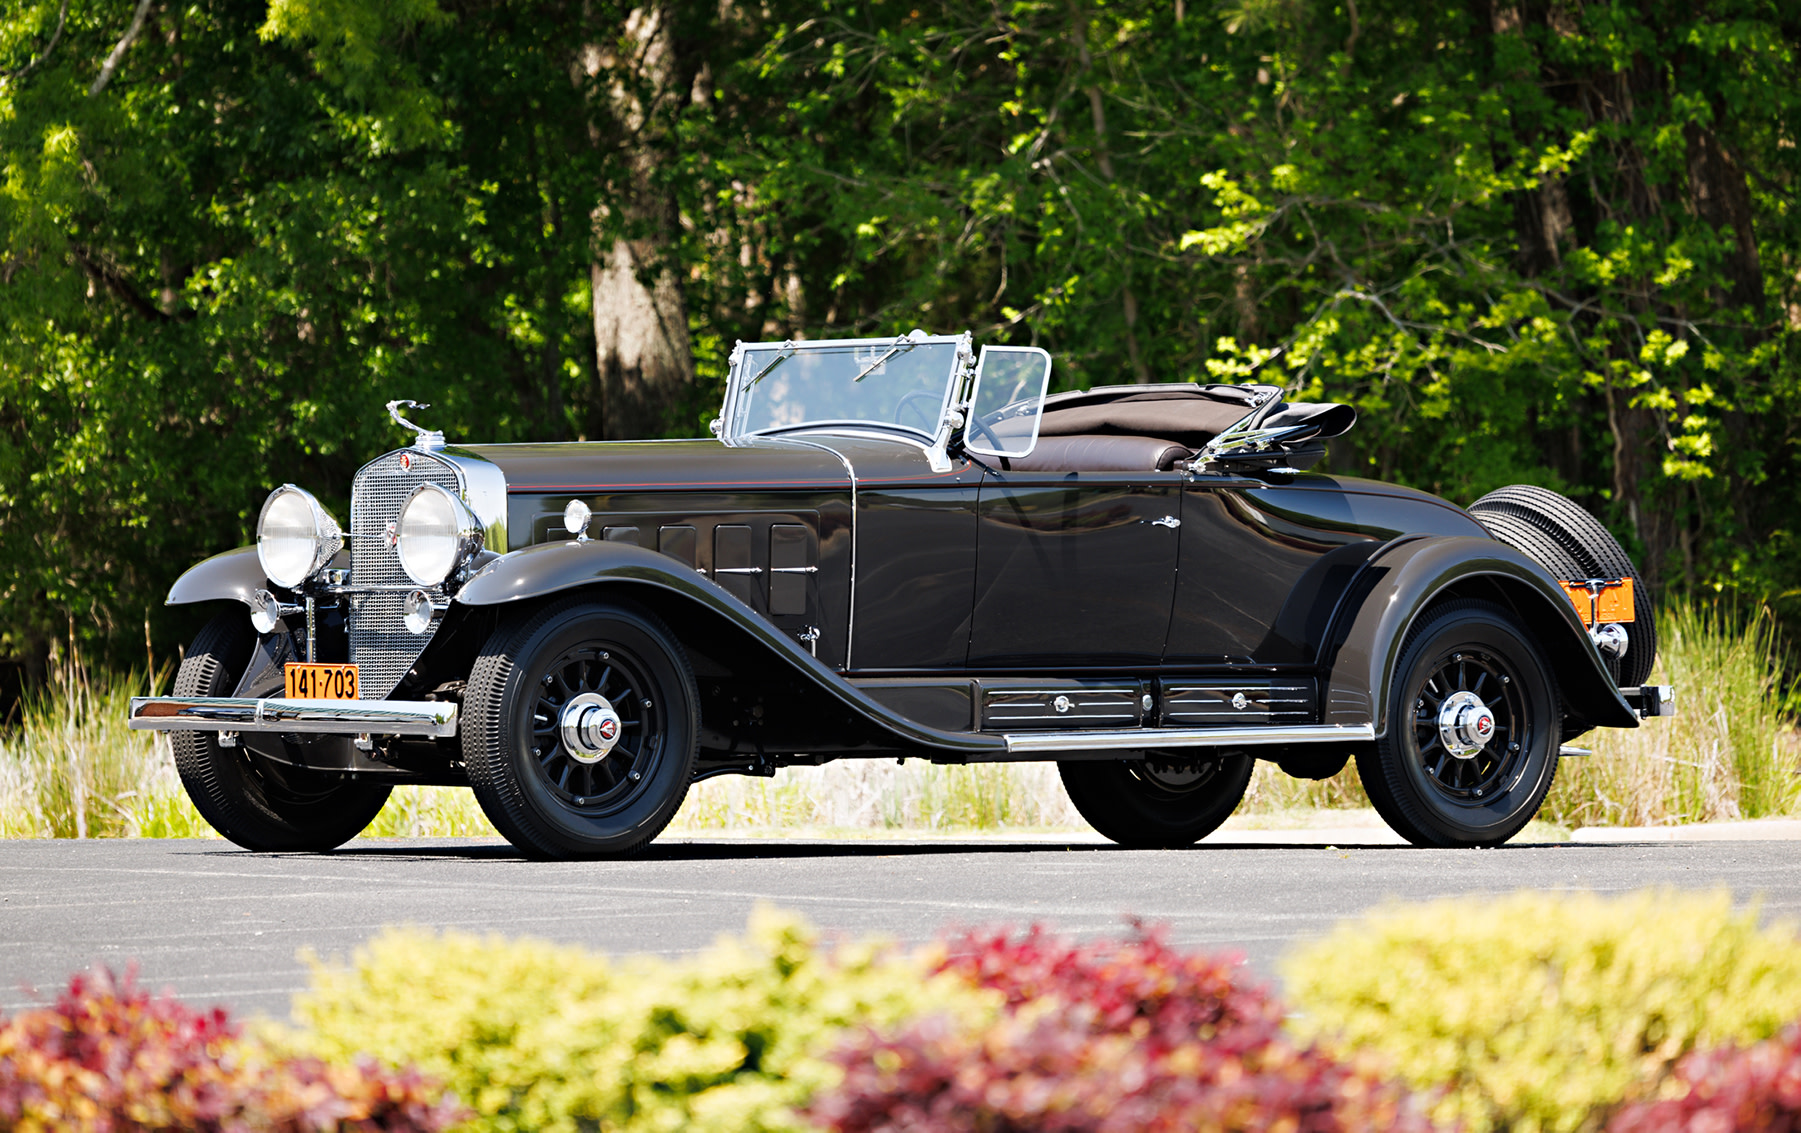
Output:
[
  {"left": 284, "top": 663, "right": 359, "bottom": 700},
  {"left": 1559, "top": 578, "right": 1635, "bottom": 626}
]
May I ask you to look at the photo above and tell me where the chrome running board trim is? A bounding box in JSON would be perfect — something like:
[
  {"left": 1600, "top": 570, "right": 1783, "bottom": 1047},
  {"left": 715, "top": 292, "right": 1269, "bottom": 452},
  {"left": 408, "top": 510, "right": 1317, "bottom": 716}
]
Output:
[
  {"left": 128, "top": 696, "right": 458, "bottom": 738},
  {"left": 1001, "top": 723, "right": 1375, "bottom": 754}
]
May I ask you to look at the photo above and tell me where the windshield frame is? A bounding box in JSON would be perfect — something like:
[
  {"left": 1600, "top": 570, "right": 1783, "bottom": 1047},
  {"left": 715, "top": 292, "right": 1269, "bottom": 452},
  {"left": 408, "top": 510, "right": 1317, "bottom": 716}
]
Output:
[{"left": 719, "top": 333, "right": 974, "bottom": 456}]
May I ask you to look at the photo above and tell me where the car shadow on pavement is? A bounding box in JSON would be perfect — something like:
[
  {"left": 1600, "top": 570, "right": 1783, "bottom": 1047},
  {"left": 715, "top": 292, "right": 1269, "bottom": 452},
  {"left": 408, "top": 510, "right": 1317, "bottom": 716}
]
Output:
[{"left": 170, "top": 837, "right": 1597, "bottom": 862}]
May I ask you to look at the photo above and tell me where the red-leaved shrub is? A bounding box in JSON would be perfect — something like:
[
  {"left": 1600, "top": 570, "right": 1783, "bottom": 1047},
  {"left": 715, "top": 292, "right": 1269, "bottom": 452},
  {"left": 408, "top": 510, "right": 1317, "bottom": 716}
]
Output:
[
  {"left": 1608, "top": 1022, "right": 1801, "bottom": 1133},
  {"left": 807, "top": 922, "right": 1441, "bottom": 1133},
  {"left": 0, "top": 966, "right": 465, "bottom": 1132}
]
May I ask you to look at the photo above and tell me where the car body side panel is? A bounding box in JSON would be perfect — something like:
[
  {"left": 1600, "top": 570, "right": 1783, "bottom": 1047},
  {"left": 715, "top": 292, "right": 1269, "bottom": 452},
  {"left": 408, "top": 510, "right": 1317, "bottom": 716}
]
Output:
[
  {"left": 969, "top": 471, "right": 1183, "bottom": 667},
  {"left": 453, "top": 539, "right": 1007, "bottom": 756},
  {"left": 469, "top": 437, "right": 855, "bottom": 666},
  {"left": 1168, "top": 474, "right": 1491, "bottom": 666},
  {"left": 508, "top": 491, "right": 849, "bottom": 666},
  {"left": 852, "top": 482, "right": 982, "bottom": 670},
  {"left": 777, "top": 434, "right": 987, "bottom": 673},
  {"left": 1323, "top": 535, "right": 1637, "bottom": 735}
]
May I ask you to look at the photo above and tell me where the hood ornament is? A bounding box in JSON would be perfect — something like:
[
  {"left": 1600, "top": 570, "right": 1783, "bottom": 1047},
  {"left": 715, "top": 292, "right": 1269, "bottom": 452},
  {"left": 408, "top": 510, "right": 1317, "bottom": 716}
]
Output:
[{"left": 387, "top": 400, "right": 445, "bottom": 450}]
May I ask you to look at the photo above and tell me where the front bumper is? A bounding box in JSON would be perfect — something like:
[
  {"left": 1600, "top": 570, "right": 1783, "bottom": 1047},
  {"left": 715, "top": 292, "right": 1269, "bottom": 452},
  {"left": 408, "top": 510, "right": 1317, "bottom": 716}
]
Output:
[{"left": 128, "top": 696, "right": 458, "bottom": 738}]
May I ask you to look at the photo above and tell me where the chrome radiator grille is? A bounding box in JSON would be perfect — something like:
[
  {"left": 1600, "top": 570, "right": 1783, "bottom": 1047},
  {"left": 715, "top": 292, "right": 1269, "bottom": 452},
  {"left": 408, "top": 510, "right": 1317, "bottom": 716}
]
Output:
[{"left": 349, "top": 451, "right": 461, "bottom": 700}]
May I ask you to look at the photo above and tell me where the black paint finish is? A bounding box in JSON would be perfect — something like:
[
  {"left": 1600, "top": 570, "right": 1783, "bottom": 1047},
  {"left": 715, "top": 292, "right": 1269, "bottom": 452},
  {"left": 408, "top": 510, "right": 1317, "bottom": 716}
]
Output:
[
  {"left": 1167, "top": 474, "right": 1489, "bottom": 666},
  {"left": 969, "top": 471, "right": 1183, "bottom": 667}
]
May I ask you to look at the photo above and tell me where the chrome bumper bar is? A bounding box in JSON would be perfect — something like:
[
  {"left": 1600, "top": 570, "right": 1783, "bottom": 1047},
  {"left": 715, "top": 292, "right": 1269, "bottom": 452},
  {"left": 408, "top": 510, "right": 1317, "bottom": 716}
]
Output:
[
  {"left": 1002, "top": 723, "right": 1376, "bottom": 755},
  {"left": 128, "top": 696, "right": 458, "bottom": 738}
]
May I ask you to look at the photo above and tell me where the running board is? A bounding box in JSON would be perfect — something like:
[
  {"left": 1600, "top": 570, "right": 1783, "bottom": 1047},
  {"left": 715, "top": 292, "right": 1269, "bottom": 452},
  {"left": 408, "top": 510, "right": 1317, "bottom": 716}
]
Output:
[{"left": 1000, "top": 723, "right": 1375, "bottom": 756}]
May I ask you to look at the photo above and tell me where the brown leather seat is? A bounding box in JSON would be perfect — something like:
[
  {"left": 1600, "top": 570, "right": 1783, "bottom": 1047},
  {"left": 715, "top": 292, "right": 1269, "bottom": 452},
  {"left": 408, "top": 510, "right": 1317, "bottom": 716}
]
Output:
[{"left": 1006, "top": 434, "right": 1191, "bottom": 473}]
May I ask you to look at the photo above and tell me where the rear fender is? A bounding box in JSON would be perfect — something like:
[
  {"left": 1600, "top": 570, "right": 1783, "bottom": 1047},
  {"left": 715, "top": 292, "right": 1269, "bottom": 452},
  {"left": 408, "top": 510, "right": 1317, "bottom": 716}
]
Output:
[
  {"left": 455, "top": 540, "right": 1003, "bottom": 757},
  {"left": 1323, "top": 535, "right": 1637, "bottom": 736}
]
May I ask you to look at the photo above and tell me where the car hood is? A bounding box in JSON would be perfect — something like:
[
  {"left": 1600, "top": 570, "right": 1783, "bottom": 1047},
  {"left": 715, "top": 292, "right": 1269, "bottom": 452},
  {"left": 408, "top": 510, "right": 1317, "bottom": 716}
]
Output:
[{"left": 453, "top": 437, "right": 852, "bottom": 495}]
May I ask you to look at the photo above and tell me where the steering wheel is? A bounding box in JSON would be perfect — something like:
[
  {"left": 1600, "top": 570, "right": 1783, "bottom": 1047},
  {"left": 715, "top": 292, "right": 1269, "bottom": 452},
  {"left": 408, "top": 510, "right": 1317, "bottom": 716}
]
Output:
[
  {"left": 966, "top": 413, "right": 1008, "bottom": 453},
  {"left": 894, "top": 389, "right": 943, "bottom": 432}
]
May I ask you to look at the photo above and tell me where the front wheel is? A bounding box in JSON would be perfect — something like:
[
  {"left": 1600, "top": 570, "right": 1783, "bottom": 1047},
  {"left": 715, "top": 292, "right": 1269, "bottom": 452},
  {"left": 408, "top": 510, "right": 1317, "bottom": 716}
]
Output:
[
  {"left": 463, "top": 598, "right": 699, "bottom": 859},
  {"left": 172, "top": 612, "right": 392, "bottom": 852},
  {"left": 1059, "top": 751, "right": 1254, "bottom": 848},
  {"left": 1356, "top": 599, "right": 1561, "bottom": 847}
]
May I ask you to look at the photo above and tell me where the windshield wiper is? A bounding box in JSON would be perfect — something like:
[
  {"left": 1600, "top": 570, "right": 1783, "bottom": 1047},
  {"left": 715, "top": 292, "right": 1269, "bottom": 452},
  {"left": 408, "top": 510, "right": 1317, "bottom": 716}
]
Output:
[
  {"left": 744, "top": 341, "right": 797, "bottom": 389},
  {"left": 852, "top": 330, "right": 924, "bottom": 382}
]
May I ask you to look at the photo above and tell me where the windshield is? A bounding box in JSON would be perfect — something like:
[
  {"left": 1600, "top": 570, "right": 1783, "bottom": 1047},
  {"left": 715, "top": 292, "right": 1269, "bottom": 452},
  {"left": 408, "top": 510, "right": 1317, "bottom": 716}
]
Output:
[{"left": 727, "top": 337, "right": 964, "bottom": 440}]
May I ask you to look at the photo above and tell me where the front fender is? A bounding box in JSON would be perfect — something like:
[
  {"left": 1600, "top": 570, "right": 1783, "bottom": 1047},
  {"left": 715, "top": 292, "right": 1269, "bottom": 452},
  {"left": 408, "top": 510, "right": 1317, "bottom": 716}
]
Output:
[
  {"left": 455, "top": 540, "right": 1005, "bottom": 757},
  {"left": 166, "top": 547, "right": 268, "bottom": 606},
  {"left": 1323, "top": 535, "right": 1637, "bottom": 736}
]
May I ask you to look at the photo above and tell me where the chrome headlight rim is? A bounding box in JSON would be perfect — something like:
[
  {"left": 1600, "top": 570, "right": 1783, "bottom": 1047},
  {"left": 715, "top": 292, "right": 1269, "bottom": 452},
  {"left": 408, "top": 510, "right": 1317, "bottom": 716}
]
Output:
[
  {"left": 395, "top": 481, "right": 485, "bottom": 588},
  {"left": 256, "top": 485, "right": 344, "bottom": 590}
]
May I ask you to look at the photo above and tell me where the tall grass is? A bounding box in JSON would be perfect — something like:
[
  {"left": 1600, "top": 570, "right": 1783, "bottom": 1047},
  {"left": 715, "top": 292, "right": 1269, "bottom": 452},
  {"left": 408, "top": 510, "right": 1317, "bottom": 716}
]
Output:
[
  {"left": 1539, "top": 603, "right": 1800, "bottom": 827},
  {"left": 2, "top": 601, "right": 1793, "bottom": 838},
  {"left": 0, "top": 661, "right": 214, "bottom": 839}
]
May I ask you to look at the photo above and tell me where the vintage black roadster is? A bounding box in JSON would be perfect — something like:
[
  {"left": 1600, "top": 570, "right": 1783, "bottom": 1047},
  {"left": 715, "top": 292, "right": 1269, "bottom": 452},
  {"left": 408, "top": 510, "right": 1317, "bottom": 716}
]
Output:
[{"left": 130, "top": 331, "right": 1673, "bottom": 856}]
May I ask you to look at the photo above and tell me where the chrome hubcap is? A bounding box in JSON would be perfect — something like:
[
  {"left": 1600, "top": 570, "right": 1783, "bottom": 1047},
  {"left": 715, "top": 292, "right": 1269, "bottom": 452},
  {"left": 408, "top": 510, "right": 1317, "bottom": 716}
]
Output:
[
  {"left": 1437, "top": 690, "right": 1496, "bottom": 760},
  {"left": 559, "top": 692, "right": 624, "bottom": 764}
]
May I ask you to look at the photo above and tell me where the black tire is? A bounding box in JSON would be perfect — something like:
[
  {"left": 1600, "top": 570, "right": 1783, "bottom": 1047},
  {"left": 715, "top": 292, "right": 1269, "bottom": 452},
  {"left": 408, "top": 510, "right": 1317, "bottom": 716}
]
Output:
[
  {"left": 1356, "top": 599, "right": 1560, "bottom": 847},
  {"left": 172, "top": 612, "right": 392, "bottom": 852},
  {"left": 1469, "top": 484, "right": 1656, "bottom": 687},
  {"left": 463, "top": 598, "right": 699, "bottom": 860},
  {"left": 1058, "top": 751, "right": 1254, "bottom": 848}
]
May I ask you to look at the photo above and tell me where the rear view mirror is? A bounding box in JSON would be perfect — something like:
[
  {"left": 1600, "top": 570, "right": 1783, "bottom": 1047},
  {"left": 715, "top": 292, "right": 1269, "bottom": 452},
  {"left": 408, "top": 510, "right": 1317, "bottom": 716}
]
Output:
[{"left": 965, "top": 346, "right": 1052, "bottom": 460}]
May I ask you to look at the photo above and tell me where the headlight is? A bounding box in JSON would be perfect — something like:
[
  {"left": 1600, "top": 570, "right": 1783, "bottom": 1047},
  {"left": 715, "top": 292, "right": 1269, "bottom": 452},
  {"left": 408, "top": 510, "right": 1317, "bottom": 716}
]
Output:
[
  {"left": 257, "top": 485, "right": 343, "bottom": 589},
  {"left": 396, "top": 482, "right": 484, "bottom": 586}
]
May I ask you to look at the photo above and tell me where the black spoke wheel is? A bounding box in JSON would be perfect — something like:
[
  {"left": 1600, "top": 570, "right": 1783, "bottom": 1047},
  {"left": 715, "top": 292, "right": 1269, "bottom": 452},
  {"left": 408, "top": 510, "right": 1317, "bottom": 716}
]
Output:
[
  {"left": 1059, "top": 751, "right": 1253, "bottom": 848},
  {"left": 1357, "top": 599, "right": 1560, "bottom": 847},
  {"left": 464, "top": 598, "right": 698, "bottom": 859},
  {"left": 172, "top": 612, "right": 392, "bottom": 852}
]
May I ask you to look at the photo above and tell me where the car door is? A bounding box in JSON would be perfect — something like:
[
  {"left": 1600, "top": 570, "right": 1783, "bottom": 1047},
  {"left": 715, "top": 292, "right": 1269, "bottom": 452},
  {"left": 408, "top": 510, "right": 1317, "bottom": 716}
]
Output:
[{"left": 967, "top": 468, "right": 1183, "bottom": 667}]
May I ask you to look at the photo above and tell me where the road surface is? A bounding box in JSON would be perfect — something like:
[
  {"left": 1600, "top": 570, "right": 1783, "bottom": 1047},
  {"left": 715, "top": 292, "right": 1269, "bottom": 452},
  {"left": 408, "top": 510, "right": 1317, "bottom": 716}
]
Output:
[{"left": 3, "top": 835, "right": 1795, "bottom": 1018}]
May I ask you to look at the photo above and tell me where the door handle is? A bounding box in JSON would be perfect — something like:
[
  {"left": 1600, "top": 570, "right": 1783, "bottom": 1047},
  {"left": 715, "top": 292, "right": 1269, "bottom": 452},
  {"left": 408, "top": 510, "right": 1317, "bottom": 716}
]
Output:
[{"left": 1151, "top": 515, "right": 1181, "bottom": 529}]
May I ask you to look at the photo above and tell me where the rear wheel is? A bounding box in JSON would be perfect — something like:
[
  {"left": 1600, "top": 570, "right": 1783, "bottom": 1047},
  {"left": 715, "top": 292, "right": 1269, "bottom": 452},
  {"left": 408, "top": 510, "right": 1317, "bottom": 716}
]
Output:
[
  {"left": 1357, "top": 600, "right": 1560, "bottom": 847},
  {"left": 1469, "top": 484, "right": 1656, "bottom": 687},
  {"left": 463, "top": 598, "right": 699, "bottom": 859},
  {"left": 172, "top": 612, "right": 392, "bottom": 852},
  {"left": 1059, "top": 751, "right": 1253, "bottom": 848}
]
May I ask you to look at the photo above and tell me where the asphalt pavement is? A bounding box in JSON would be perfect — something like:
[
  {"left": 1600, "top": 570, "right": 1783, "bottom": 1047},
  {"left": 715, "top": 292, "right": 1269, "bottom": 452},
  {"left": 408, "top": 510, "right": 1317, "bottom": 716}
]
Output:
[{"left": 4, "top": 835, "right": 1799, "bottom": 1020}]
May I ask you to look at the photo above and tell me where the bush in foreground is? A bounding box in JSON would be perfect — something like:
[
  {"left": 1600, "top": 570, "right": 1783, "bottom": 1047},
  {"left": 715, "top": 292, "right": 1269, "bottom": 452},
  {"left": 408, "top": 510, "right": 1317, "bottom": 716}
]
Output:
[
  {"left": 807, "top": 922, "right": 1440, "bottom": 1132},
  {"left": 286, "top": 909, "right": 996, "bottom": 1132},
  {"left": 1608, "top": 1022, "right": 1801, "bottom": 1132},
  {"left": 1284, "top": 890, "right": 1801, "bottom": 1133},
  {"left": 0, "top": 965, "right": 462, "bottom": 1131}
]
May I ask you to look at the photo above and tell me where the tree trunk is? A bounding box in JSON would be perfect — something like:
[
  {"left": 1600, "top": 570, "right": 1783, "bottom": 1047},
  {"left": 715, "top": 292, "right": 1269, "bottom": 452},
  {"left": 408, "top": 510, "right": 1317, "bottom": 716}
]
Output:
[
  {"left": 580, "top": 4, "right": 695, "bottom": 441},
  {"left": 1683, "top": 121, "right": 1764, "bottom": 314}
]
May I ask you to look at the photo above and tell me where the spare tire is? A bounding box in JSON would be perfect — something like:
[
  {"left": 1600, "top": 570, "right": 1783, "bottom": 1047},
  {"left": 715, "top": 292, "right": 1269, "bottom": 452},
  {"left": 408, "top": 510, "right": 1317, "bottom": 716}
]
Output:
[{"left": 1468, "top": 484, "right": 1656, "bottom": 687}]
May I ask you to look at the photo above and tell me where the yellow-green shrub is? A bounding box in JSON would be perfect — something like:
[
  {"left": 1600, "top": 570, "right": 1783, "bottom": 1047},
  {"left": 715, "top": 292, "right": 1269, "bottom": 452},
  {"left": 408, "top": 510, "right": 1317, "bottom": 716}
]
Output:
[
  {"left": 1282, "top": 890, "right": 1801, "bottom": 1133},
  {"left": 283, "top": 908, "right": 995, "bottom": 1133}
]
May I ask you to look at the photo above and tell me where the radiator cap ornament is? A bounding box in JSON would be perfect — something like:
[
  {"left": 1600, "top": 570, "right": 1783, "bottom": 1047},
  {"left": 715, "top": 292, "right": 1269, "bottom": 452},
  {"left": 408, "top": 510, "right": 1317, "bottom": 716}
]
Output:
[{"left": 387, "top": 400, "right": 445, "bottom": 450}]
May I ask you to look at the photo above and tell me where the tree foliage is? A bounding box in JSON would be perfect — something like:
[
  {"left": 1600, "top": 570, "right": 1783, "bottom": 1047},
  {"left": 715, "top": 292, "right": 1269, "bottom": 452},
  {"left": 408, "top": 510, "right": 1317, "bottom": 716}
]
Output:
[{"left": 1, "top": 0, "right": 1797, "bottom": 674}]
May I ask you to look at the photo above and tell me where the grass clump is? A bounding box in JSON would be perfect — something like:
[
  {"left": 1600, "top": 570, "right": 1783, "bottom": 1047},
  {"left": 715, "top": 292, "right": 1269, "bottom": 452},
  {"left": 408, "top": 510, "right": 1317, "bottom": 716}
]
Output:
[
  {"left": 283, "top": 908, "right": 996, "bottom": 1133},
  {"left": 1542, "top": 603, "right": 1800, "bottom": 826},
  {"left": 0, "top": 660, "right": 213, "bottom": 839},
  {"left": 1282, "top": 889, "right": 1801, "bottom": 1133}
]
